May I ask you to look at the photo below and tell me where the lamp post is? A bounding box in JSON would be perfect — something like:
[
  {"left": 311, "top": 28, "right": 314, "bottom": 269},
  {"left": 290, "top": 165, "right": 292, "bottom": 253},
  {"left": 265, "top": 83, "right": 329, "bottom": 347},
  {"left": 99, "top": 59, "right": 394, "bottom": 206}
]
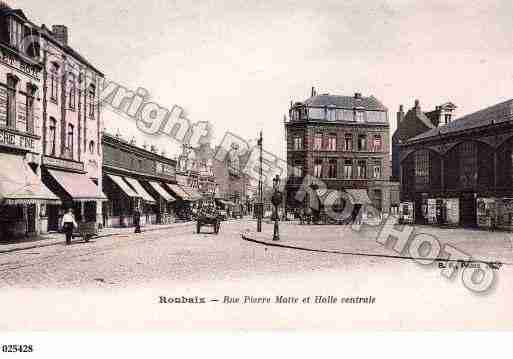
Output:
[
  {"left": 271, "top": 175, "right": 282, "bottom": 241},
  {"left": 257, "top": 131, "right": 263, "bottom": 232}
]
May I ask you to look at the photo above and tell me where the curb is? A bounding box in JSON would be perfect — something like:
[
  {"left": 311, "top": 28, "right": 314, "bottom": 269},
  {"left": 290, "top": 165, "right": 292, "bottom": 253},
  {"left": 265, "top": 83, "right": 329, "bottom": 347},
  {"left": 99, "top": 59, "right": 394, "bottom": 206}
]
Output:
[
  {"left": 241, "top": 232, "right": 508, "bottom": 266},
  {"left": 0, "top": 222, "right": 194, "bottom": 255}
]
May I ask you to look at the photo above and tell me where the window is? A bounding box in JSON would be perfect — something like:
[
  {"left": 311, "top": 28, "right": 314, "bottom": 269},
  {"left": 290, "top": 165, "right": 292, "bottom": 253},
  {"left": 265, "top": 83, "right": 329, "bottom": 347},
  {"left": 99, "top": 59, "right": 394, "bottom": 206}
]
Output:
[
  {"left": 6, "top": 74, "right": 19, "bottom": 129},
  {"left": 445, "top": 114, "right": 452, "bottom": 124},
  {"left": 414, "top": 150, "right": 430, "bottom": 187},
  {"left": 314, "top": 133, "right": 323, "bottom": 151},
  {"left": 293, "top": 161, "right": 303, "bottom": 178},
  {"left": 309, "top": 108, "right": 325, "bottom": 120},
  {"left": 344, "top": 134, "right": 353, "bottom": 151},
  {"left": 68, "top": 73, "right": 76, "bottom": 109},
  {"left": 373, "top": 135, "right": 382, "bottom": 152},
  {"left": 357, "top": 160, "right": 367, "bottom": 179},
  {"left": 328, "top": 159, "right": 337, "bottom": 178},
  {"left": 459, "top": 142, "right": 477, "bottom": 188},
  {"left": 327, "top": 134, "right": 337, "bottom": 151},
  {"left": 373, "top": 160, "right": 382, "bottom": 179},
  {"left": 314, "top": 159, "right": 323, "bottom": 178},
  {"left": 293, "top": 136, "right": 303, "bottom": 150},
  {"left": 327, "top": 108, "right": 336, "bottom": 121},
  {"left": 25, "top": 84, "right": 37, "bottom": 134},
  {"left": 355, "top": 111, "right": 364, "bottom": 122},
  {"left": 344, "top": 160, "right": 353, "bottom": 179},
  {"left": 67, "top": 124, "right": 74, "bottom": 158},
  {"left": 8, "top": 17, "right": 24, "bottom": 50},
  {"left": 48, "top": 118, "right": 56, "bottom": 156},
  {"left": 50, "top": 63, "right": 59, "bottom": 102},
  {"left": 358, "top": 134, "right": 367, "bottom": 151},
  {"left": 89, "top": 141, "right": 95, "bottom": 154},
  {"left": 88, "top": 85, "right": 96, "bottom": 119}
]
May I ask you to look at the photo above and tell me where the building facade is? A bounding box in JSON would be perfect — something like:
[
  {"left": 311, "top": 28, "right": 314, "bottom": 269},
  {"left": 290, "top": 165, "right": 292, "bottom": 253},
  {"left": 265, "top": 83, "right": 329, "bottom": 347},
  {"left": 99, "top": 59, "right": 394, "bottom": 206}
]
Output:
[
  {"left": 0, "top": 3, "right": 61, "bottom": 239},
  {"left": 400, "top": 99, "right": 513, "bottom": 229},
  {"left": 285, "top": 88, "right": 398, "bottom": 217},
  {"left": 392, "top": 100, "right": 456, "bottom": 181},
  {"left": 102, "top": 133, "right": 178, "bottom": 227}
]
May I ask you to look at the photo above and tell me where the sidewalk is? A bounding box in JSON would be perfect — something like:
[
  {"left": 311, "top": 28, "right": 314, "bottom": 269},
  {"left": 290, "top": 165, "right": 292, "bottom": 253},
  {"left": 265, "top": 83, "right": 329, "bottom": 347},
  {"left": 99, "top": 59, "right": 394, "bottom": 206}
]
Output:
[
  {"left": 0, "top": 221, "right": 193, "bottom": 254},
  {"left": 242, "top": 222, "right": 513, "bottom": 265}
]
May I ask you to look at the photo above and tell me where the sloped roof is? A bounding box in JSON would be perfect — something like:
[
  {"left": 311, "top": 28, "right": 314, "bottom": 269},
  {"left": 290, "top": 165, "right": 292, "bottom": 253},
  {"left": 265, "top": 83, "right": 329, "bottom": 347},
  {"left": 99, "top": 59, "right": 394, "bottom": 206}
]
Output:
[
  {"left": 409, "top": 99, "right": 513, "bottom": 142},
  {"left": 303, "top": 94, "right": 387, "bottom": 111}
]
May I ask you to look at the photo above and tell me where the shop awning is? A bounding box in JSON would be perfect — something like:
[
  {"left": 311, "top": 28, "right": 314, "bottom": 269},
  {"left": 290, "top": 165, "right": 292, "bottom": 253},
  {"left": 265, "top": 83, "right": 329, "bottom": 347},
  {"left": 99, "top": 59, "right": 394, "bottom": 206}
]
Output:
[
  {"left": 149, "top": 182, "right": 176, "bottom": 202},
  {"left": 106, "top": 174, "right": 140, "bottom": 198},
  {"left": 165, "top": 183, "right": 192, "bottom": 201},
  {"left": 346, "top": 189, "right": 372, "bottom": 205},
  {"left": 47, "top": 169, "right": 107, "bottom": 202},
  {"left": 0, "top": 153, "right": 61, "bottom": 205},
  {"left": 124, "top": 178, "right": 156, "bottom": 204},
  {"left": 181, "top": 185, "right": 203, "bottom": 201}
]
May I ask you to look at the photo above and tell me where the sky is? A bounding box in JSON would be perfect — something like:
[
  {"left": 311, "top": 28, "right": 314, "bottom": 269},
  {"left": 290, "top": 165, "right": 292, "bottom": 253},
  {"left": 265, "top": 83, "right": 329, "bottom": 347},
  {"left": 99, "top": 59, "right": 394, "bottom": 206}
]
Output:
[{"left": 12, "top": 0, "right": 513, "bottom": 160}]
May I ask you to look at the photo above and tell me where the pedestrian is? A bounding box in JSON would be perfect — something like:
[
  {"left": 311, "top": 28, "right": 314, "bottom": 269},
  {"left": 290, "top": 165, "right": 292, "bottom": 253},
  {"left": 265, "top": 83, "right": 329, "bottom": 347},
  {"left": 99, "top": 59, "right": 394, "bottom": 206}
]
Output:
[
  {"left": 134, "top": 209, "right": 142, "bottom": 234},
  {"left": 62, "top": 208, "right": 77, "bottom": 245}
]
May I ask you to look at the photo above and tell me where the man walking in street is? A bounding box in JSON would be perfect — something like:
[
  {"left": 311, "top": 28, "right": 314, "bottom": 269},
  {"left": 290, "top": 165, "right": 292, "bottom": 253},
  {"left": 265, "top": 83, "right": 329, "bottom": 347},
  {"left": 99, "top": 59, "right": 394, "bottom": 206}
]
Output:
[
  {"left": 62, "top": 208, "right": 77, "bottom": 246},
  {"left": 134, "top": 209, "right": 142, "bottom": 234}
]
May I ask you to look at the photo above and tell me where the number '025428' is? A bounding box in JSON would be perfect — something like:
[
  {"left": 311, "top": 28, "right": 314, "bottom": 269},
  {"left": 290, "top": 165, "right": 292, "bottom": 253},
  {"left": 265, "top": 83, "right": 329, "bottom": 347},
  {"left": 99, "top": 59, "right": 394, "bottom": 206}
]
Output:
[{"left": 2, "top": 344, "right": 34, "bottom": 353}]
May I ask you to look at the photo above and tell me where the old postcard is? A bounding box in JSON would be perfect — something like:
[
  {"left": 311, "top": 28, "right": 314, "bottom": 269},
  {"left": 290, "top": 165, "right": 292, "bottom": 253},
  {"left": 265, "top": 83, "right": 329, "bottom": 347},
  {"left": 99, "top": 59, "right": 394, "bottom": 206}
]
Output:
[{"left": 0, "top": 0, "right": 512, "bottom": 350}]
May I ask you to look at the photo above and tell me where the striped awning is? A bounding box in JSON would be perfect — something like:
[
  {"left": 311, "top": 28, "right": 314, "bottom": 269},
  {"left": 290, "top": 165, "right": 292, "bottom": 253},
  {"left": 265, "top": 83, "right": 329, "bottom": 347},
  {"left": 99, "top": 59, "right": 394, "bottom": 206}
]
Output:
[
  {"left": 149, "top": 181, "right": 176, "bottom": 202},
  {"left": 0, "top": 153, "right": 61, "bottom": 205},
  {"left": 106, "top": 174, "right": 140, "bottom": 198},
  {"left": 124, "top": 178, "right": 157, "bottom": 204},
  {"left": 47, "top": 169, "right": 107, "bottom": 202},
  {"left": 165, "top": 183, "right": 192, "bottom": 201}
]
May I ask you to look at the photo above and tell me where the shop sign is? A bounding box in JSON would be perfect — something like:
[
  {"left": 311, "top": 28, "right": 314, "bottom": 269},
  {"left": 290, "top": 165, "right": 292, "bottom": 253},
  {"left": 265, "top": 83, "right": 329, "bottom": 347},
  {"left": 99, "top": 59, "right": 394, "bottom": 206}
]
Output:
[
  {"left": 0, "top": 128, "right": 35, "bottom": 151},
  {"left": 43, "top": 155, "right": 84, "bottom": 172},
  {"left": 0, "top": 46, "right": 41, "bottom": 80}
]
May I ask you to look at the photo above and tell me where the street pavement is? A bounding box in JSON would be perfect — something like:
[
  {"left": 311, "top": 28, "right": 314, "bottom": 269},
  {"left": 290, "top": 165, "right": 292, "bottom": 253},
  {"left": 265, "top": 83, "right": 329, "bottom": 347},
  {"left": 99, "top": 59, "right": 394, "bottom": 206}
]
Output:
[{"left": 0, "top": 219, "right": 512, "bottom": 330}]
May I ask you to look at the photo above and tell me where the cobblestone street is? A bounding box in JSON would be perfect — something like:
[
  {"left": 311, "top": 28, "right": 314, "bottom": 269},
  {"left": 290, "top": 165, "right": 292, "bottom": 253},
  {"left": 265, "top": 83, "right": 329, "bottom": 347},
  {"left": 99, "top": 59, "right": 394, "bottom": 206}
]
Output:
[{"left": 0, "top": 219, "right": 512, "bottom": 330}]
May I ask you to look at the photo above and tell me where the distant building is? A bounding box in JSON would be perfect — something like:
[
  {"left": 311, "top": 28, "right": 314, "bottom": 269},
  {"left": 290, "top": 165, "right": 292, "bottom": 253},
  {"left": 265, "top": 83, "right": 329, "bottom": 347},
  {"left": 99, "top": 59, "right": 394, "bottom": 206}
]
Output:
[
  {"left": 392, "top": 100, "right": 457, "bottom": 181},
  {"left": 400, "top": 99, "right": 513, "bottom": 229},
  {"left": 285, "top": 88, "right": 399, "bottom": 218}
]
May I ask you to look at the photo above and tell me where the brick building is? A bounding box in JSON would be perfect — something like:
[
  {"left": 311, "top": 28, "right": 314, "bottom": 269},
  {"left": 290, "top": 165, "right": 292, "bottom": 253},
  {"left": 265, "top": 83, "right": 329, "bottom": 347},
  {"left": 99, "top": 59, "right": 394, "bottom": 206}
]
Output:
[
  {"left": 392, "top": 100, "right": 456, "bottom": 181},
  {"left": 399, "top": 99, "right": 513, "bottom": 229},
  {"left": 285, "top": 88, "right": 398, "bottom": 218}
]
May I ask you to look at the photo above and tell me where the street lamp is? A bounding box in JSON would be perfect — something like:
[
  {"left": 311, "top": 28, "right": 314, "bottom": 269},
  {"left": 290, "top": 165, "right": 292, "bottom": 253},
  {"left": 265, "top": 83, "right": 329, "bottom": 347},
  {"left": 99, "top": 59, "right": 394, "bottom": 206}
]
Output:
[
  {"left": 256, "top": 131, "right": 263, "bottom": 232},
  {"left": 271, "top": 174, "right": 282, "bottom": 241}
]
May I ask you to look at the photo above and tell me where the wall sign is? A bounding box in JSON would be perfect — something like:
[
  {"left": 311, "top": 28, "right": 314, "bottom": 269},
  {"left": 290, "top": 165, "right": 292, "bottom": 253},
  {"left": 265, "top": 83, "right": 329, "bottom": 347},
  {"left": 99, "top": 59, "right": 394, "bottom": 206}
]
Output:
[
  {"left": 0, "top": 128, "right": 35, "bottom": 151},
  {"left": 43, "top": 155, "right": 84, "bottom": 172}
]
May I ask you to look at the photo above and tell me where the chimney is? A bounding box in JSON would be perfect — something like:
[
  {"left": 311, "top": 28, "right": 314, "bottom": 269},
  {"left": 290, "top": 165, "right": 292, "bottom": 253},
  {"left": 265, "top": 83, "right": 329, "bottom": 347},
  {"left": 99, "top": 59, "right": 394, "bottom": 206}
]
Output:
[
  {"left": 52, "top": 25, "right": 69, "bottom": 45},
  {"left": 354, "top": 92, "right": 362, "bottom": 99},
  {"left": 414, "top": 99, "right": 420, "bottom": 109},
  {"left": 397, "top": 105, "right": 404, "bottom": 130}
]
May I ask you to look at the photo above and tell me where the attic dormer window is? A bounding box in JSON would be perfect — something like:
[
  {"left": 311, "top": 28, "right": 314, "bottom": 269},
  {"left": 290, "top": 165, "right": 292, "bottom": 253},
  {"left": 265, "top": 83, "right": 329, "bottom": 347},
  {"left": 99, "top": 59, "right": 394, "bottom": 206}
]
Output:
[{"left": 8, "top": 16, "right": 25, "bottom": 50}]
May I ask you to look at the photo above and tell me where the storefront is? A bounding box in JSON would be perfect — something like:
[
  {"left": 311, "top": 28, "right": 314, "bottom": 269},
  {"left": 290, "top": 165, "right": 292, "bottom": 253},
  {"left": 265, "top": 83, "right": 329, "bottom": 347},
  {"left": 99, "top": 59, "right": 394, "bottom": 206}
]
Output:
[
  {"left": 102, "top": 133, "right": 178, "bottom": 228},
  {"left": 399, "top": 202, "right": 415, "bottom": 225},
  {"left": 42, "top": 166, "right": 107, "bottom": 232},
  {"left": 496, "top": 198, "right": 513, "bottom": 230},
  {"left": 0, "top": 151, "right": 60, "bottom": 240}
]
